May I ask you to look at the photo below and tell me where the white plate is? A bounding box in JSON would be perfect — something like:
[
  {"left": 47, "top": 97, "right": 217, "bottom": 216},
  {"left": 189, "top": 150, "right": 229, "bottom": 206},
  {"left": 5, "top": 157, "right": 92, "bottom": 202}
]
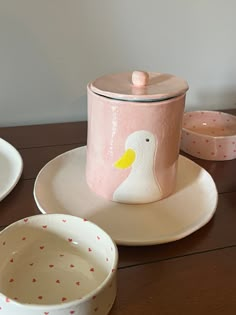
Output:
[
  {"left": 33, "top": 146, "right": 218, "bottom": 246},
  {"left": 0, "top": 138, "right": 23, "bottom": 202}
]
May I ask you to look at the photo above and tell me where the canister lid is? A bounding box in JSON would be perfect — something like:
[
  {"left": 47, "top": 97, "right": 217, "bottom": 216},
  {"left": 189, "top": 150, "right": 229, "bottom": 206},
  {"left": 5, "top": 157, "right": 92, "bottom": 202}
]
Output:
[{"left": 90, "top": 71, "right": 189, "bottom": 101}]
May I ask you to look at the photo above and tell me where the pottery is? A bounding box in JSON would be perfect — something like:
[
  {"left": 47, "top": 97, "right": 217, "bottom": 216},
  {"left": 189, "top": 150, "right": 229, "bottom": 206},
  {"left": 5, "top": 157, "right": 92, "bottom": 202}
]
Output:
[
  {"left": 0, "top": 214, "right": 118, "bottom": 315},
  {"left": 0, "top": 138, "right": 23, "bottom": 201},
  {"left": 86, "top": 71, "right": 189, "bottom": 204},
  {"left": 33, "top": 146, "right": 218, "bottom": 246},
  {"left": 181, "top": 111, "right": 236, "bottom": 161}
]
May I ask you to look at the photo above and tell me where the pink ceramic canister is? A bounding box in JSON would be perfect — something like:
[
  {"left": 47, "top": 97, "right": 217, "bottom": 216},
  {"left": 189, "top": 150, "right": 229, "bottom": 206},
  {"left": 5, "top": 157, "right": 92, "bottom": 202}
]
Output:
[{"left": 86, "top": 71, "right": 189, "bottom": 204}]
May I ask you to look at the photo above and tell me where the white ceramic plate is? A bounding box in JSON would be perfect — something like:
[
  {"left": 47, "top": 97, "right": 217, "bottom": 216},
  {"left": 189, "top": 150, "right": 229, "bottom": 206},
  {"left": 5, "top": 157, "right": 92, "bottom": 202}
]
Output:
[
  {"left": 0, "top": 138, "right": 23, "bottom": 202},
  {"left": 33, "top": 146, "right": 218, "bottom": 246}
]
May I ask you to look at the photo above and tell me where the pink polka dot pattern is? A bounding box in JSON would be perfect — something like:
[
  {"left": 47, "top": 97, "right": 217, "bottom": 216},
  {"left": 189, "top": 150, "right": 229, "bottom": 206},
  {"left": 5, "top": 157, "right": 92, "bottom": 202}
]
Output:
[
  {"left": 181, "top": 111, "right": 236, "bottom": 161},
  {"left": 0, "top": 214, "right": 117, "bottom": 315}
]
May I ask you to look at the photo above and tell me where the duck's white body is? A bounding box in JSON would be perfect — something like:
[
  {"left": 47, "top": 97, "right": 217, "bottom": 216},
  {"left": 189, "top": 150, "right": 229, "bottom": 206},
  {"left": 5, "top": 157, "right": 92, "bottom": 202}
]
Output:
[{"left": 113, "top": 130, "right": 162, "bottom": 204}]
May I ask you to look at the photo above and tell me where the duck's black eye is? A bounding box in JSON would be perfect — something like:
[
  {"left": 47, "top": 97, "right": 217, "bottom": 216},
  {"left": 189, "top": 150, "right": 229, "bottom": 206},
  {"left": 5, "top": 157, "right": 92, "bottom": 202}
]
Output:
[{"left": 145, "top": 138, "right": 150, "bottom": 142}]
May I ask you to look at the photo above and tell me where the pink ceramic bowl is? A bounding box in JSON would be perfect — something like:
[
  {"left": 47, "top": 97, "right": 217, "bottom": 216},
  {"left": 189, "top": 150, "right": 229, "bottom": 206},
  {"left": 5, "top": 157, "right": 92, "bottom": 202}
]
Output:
[{"left": 180, "top": 111, "right": 236, "bottom": 161}]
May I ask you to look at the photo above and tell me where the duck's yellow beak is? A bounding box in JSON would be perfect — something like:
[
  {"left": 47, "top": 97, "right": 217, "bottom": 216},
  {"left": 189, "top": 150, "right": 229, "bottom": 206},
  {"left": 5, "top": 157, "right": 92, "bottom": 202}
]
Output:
[{"left": 114, "top": 148, "right": 136, "bottom": 169}]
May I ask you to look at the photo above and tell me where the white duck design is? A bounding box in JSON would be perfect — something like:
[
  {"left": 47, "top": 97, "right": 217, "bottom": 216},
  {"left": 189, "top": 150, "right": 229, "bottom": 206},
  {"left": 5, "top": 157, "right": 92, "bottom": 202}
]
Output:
[{"left": 113, "top": 130, "right": 162, "bottom": 204}]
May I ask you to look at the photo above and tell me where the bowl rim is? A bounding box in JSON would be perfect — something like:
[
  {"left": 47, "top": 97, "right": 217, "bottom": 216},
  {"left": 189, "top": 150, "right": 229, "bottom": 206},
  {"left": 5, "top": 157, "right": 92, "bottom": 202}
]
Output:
[
  {"left": 182, "top": 110, "right": 236, "bottom": 140},
  {"left": 0, "top": 213, "right": 118, "bottom": 310}
]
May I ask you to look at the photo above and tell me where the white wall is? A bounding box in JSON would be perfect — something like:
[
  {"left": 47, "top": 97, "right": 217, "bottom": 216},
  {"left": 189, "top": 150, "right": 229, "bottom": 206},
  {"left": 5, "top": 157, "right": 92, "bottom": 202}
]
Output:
[{"left": 0, "top": 0, "right": 236, "bottom": 126}]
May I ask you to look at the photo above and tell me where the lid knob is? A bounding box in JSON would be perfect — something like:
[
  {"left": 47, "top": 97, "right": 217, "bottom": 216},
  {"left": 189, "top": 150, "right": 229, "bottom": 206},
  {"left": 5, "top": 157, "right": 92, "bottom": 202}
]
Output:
[{"left": 131, "top": 71, "right": 149, "bottom": 87}]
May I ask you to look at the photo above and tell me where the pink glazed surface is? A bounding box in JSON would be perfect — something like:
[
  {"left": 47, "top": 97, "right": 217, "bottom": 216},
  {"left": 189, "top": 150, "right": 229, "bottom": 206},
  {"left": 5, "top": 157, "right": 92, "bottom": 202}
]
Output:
[
  {"left": 86, "top": 85, "right": 186, "bottom": 202},
  {"left": 181, "top": 111, "right": 236, "bottom": 161}
]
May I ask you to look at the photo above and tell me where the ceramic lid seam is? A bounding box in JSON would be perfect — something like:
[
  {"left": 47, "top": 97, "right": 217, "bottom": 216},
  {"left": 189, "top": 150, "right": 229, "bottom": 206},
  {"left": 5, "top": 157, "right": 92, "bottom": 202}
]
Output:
[{"left": 90, "top": 71, "right": 189, "bottom": 102}]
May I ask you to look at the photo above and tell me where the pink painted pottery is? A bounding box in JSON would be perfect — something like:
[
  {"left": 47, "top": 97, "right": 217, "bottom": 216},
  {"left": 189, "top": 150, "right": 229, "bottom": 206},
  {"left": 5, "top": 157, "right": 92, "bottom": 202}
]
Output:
[
  {"left": 181, "top": 111, "right": 236, "bottom": 161},
  {"left": 86, "top": 71, "right": 189, "bottom": 204},
  {"left": 0, "top": 214, "right": 118, "bottom": 315}
]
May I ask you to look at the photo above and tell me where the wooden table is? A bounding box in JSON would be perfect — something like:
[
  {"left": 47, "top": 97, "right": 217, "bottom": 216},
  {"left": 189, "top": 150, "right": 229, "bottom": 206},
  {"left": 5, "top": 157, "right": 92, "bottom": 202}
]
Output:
[{"left": 0, "top": 109, "right": 236, "bottom": 314}]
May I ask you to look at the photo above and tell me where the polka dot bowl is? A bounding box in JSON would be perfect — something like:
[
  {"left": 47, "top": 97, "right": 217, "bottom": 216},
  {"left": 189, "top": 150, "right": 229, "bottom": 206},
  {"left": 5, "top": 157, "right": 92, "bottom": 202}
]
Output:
[
  {"left": 0, "top": 214, "right": 118, "bottom": 315},
  {"left": 180, "top": 111, "right": 236, "bottom": 161}
]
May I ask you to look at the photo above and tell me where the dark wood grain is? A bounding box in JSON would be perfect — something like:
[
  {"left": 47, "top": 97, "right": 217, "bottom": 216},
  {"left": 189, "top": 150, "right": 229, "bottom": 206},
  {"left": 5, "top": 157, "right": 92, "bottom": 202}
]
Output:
[
  {"left": 20, "top": 144, "right": 79, "bottom": 179},
  {"left": 0, "top": 121, "right": 87, "bottom": 149},
  {"left": 0, "top": 179, "right": 40, "bottom": 226},
  {"left": 112, "top": 246, "right": 236, "bottom": 315}
]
